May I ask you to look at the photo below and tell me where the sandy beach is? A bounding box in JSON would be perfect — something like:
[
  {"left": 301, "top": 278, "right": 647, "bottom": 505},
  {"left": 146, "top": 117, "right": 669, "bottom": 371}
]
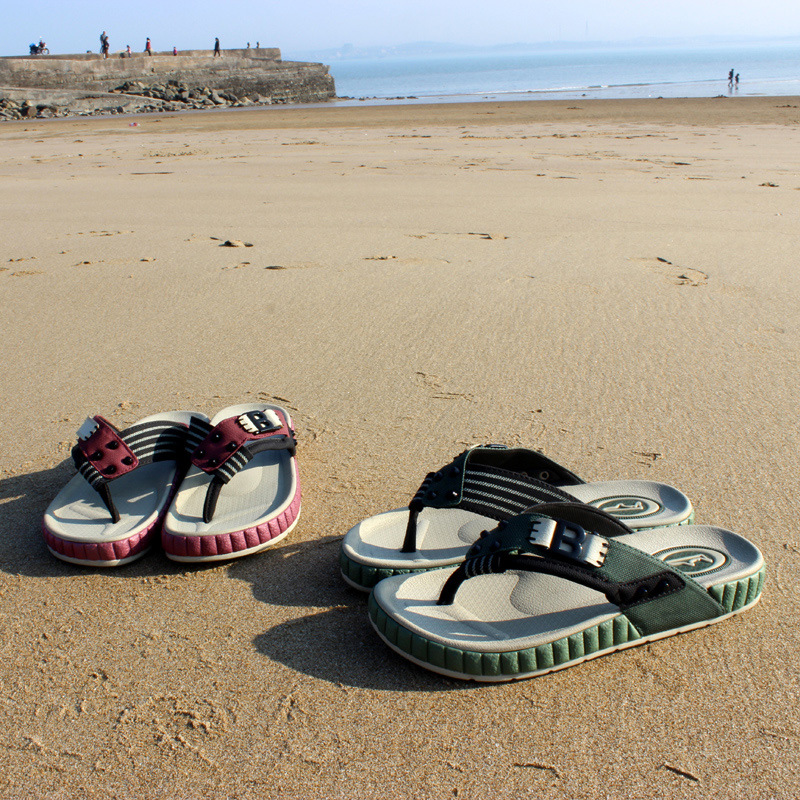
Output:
[{"left": 1, "top": 95, "right": 799, "bottom": 798}]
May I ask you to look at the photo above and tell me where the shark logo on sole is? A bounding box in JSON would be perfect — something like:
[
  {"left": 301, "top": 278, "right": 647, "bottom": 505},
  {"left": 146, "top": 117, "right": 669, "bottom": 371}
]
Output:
[
  {"left": 591, "top": 497, "right": 662, "bottom": 519},
  {"left": 656, "top": 547, "right": 729, "bottom": 577}
]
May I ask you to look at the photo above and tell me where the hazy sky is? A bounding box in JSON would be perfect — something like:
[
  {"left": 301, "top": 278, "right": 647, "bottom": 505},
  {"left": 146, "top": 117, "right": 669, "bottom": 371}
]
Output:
[{"left": 4, "top": 0, "right": 800, "bottom": 57}]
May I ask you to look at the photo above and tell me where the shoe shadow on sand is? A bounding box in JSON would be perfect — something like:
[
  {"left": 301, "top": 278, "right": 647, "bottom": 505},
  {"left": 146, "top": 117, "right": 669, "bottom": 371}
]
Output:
[
  {"left": 1, "top": 463, "right": 470, "bottom": 690},
  {"left": 231, "top": 537, "right": 472, "bottom": 692},
  {"left": 0, "top": 460, "right": 206, "bottom": 580},
  {"left": 0, "top": 460, "right": 85, "bottom": 578}
]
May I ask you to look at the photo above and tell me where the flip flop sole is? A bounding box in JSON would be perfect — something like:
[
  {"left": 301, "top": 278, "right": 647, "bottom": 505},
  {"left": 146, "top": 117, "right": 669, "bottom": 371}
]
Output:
[
  {"left": 42, "top": 522, "right": 156, "bottom": 567},
  {"left": 369, "top": 567, "right": 765, "bottom": 682},
  {"left": 339, "top": 550, "right": 425, "bottom": 591},
  {"left": 163, "top": 505, "right": 300, "bottom": 563}
]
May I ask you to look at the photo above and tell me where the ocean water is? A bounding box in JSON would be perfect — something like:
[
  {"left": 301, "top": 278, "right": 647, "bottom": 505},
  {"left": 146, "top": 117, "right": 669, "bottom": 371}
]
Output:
[{"left": 319, "top": 41, "right": 800, "bottom": 104}]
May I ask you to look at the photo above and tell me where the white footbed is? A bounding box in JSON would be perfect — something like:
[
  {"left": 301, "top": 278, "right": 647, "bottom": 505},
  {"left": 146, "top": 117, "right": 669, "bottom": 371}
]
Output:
[
  {"left": 372, "top": 525, "right": 764, "bottom": 654},
  {"left": 342, "top": 479, "right": 693, "bottom": 571},
  {"left": 44, "top": 411, "right": 204, "bottom": 543},
  {"left": 163, "top": 404, "right": 297, "bottom": 537}
]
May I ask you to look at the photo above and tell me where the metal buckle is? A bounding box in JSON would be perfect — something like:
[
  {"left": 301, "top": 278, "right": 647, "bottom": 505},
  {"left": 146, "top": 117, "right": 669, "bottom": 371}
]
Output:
[
  {"left": 77, "top": 417, "right": 100, "bottom": 440},
  {"left": 238, "top": 409, "right": 282, "bottom": 434},
  {"left": 528, "top": 518, "right": 608, "bottom": 567}
]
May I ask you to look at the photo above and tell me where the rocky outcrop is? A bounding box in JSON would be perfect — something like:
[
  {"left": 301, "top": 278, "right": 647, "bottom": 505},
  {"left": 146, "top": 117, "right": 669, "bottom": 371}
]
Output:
[{"left": 0, "top": 48, "right": 335, "bottom": 119}]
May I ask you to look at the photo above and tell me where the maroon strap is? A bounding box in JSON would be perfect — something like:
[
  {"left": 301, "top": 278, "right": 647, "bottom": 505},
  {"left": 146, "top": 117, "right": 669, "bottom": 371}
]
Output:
[
  {"left": 191, "top": 408, "right": 290, "bottom": 474},
  {"left": 76, "top": 416, "right": 139, "bottom": 478}
]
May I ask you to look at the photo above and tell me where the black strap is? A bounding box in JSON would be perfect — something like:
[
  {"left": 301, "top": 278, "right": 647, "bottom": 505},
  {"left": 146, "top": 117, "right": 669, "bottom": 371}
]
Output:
[
  {"left": 200, "top": 431, "right": 297, "bottom": 523},
  {"left": 203, "top": 476, "right": 226, "bottom": 524},
  {"left": 438, "top": 550, "right": 684, "bottom": 607},
  {"left": 401, "top": 448, "right": 583, "bottom": 554},
  {"left": 401, "top": 471, "right": 437, "bottom": 553}
]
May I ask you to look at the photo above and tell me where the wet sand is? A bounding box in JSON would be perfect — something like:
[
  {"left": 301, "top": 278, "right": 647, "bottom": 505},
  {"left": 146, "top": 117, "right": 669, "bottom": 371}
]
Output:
[{"left": 1, "top": 96, "right": 799, "bottom": 798}]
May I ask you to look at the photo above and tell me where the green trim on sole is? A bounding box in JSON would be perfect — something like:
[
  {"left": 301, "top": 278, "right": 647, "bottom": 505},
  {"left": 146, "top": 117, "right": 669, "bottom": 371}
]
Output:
[
  {"left": 708, "top": 567, "right": 766, "bottom": 613},
  {"left": 339, "top": 548, "right": 425, "bottom": 591},
  {"left": 369, "top": 566, "right": 766, "bottom": 681}
]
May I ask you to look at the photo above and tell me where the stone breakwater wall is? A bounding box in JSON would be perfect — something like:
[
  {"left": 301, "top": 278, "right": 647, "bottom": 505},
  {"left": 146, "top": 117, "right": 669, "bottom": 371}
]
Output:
[{"left": 0, "top": 48, "right": 335, "bottom": 117}]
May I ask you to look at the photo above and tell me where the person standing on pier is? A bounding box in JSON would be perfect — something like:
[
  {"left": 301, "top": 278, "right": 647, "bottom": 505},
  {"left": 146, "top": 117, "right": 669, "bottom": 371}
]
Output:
[
  {"left": 145, "top": 37, "right": 152, "bottom": 56},
  {"left": 100, "top": 31, "right": 109, "bottom": 59}
]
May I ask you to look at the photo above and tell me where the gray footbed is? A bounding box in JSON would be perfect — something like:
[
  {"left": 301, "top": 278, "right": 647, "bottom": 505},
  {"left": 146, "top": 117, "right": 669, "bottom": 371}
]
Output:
[
  {"left": 163, "top": 403, "right": 296, "bottom": 537},
  {"left": 372, "top": 525, "right": 763, "bottom": 653},
  {"left": 343, "top": 479, "right": 693, "bottom": 571}
]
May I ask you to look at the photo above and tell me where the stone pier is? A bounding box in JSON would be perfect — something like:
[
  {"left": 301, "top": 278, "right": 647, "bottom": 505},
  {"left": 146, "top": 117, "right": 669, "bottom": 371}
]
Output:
[{"left": 0, "top": 48, "right": 336, "bottom": 118}]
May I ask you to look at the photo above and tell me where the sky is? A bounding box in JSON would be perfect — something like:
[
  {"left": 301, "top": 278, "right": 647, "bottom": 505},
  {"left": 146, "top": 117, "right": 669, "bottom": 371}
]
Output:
[{"left": 4, "top": 0, "right": 800, "bottom": 58}]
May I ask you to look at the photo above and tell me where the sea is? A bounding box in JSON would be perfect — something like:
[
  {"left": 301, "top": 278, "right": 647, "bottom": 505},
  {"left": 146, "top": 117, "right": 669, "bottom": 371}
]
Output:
[{"left": 292, "top": 40, "right": 800, "bottom": 105}]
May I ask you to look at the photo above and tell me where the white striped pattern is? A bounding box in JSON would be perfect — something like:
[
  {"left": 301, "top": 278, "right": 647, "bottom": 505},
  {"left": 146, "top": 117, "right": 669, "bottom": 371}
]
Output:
[
  {"left": 186, "top": 416, "right": 212, "bottom": 455},
  {"left": 214, "top": 449, "right": 251, "bottom": 484},
  {"left": 462, "top": 465, "right": 573, "bottom": 517},
  {"left": 78, "top": 419, "right": 195, "bottom": 488}
]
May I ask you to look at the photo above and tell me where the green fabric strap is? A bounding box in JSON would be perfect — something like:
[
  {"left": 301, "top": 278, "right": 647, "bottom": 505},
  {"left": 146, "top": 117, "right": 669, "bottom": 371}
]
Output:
[
  {"left": 454, "top": 507, "right": 727, "bottom": 637},
  {"left": 599, "top": 538, "right": 725, "bottom": 636}
]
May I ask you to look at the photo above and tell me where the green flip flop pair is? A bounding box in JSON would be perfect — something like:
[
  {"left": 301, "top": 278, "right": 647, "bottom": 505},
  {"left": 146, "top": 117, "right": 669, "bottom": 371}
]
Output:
[{"left": 341, "top": 446, "right": 765, "bottom": 682}]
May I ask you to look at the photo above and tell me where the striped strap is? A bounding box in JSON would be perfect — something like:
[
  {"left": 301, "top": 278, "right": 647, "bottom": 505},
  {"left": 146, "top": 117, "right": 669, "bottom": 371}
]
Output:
[
  {"left": 460, "top": 464, "right": 575, "bottom": 518},
  {"left": 72, "top": 415, "right": 204, "bottom": 523},
  {"left": 402, "top": 448, "right": 577, "bottom": 553},
  {"left": 76, "top": 418, "right": 193, "bottom": 490}
]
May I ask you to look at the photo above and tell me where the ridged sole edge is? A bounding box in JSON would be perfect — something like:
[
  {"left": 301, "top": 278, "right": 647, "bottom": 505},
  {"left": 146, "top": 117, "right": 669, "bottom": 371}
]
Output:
[
  {"left": 369, "top": 567, "right": 765, "bottom": 682},
  {"left": 42, "top": 519, "right": 160, "bottom": 568},
  {"left": 45, "top": 543, "right": 152, "bottom": 568},
  {"left": 339, "top": 548, "right": 444, "bottom": 592},
  {"left": 164, "top": 511, "right": 300, "bottom": 563}
]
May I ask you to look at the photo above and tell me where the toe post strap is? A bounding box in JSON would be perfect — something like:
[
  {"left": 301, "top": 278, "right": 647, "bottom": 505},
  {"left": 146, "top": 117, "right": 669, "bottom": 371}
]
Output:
[
  {"left": 437, "top": 503, "right": 724, "bottom": 635},
  {"left": 190, "top": 408, "right": 297, "bottom": 523},
  {"left": 71, "top": 414, "right": 201, "bottom": 523},
  {"left": 401, "top": 446, "right": 583, "bottom": 554}
]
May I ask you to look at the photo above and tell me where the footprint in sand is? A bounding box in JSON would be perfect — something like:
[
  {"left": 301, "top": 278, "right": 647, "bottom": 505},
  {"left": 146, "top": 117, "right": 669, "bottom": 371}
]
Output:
[
  {"left": 413, "top": 371, "right": 475, "bottom": 403},
  {"left": 648, "top": 256, "right": 709, "bottom": 287},
  {"left": 221, "top": 262, "right": 252, "bottom": 270},
  {"left": 407, "top": 231, "right": 509, "bottom": 241}
]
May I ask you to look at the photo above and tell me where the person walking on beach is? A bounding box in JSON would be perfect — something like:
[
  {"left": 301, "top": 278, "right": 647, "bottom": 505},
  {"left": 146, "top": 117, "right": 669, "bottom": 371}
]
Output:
[
  {"left": 728, "top": 68, "right": 734, "bottom": 86},
  {"left": 735, "top": 73, "right": 740, "bottom": 88},
  {"left": 214, "top": 37, "right": 221, "bottom": 56},
  {"left": 145, "top": 37, "right": 152, "bottom": 56},
  {"left": 100, "top": 30, "right": 109, "bottom": 59}
]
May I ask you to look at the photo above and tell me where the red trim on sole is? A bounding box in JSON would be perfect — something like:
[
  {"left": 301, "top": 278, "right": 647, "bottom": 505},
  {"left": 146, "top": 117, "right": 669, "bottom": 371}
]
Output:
[
  {"left": 161, "top": 480, "right": 301, "bottom": 561},
  {"left": 42, "top": 518, "right": 158, "bottom": 566}
]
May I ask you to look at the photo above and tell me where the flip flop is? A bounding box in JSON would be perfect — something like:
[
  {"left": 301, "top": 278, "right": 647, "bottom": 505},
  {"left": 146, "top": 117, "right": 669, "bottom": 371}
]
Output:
[
  {"left": 161, "top": 403, "right": 301, "bottom": 562},
  {"left": 369, "top": 502, "right": 765, "bottom": 682},
  {"left": 43, "top": 411, "right": 210, "bottom": 567},
  {"left": 340, "top": 445, "right": 694, "bottom": 590}
]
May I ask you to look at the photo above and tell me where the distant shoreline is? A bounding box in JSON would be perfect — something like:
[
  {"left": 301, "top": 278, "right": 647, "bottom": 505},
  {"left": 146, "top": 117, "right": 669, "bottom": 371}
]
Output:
[{"left": 8, "top": 94, "right": 800, "bottom": 135}]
